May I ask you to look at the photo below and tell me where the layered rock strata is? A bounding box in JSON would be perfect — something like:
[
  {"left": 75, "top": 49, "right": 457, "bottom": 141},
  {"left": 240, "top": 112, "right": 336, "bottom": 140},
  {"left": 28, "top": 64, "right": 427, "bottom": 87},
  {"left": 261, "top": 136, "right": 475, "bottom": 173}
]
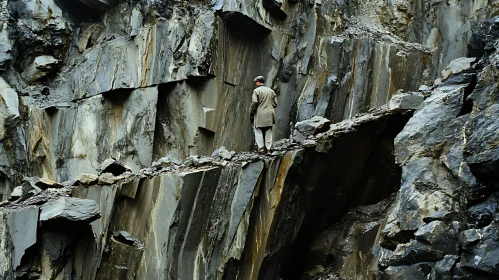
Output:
[
  {"left": 0, "top": 106, "right": 412, "bottom": 279},
  {"left": 1, "top": 0, "right": 496, "bottom": 194}
]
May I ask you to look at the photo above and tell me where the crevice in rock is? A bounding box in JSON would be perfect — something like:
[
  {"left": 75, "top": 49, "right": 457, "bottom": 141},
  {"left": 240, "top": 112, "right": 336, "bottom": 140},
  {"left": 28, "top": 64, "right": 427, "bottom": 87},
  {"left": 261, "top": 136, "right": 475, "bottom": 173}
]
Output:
[{"left": 458, "top": 73, "right": 477, "bottom": 117}]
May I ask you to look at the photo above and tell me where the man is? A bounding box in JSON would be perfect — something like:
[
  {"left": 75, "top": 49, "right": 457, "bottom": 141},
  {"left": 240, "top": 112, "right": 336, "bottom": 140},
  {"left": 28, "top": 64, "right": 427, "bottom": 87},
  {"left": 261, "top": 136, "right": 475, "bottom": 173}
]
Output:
[{"left": 250, "top": 76, "right": 277, "bottom": 154}]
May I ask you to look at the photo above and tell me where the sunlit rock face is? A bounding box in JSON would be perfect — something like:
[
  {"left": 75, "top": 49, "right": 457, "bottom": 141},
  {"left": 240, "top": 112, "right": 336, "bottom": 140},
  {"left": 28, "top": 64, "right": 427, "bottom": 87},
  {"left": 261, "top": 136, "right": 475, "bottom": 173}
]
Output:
[{"left": 1, "top": 0, "right": 499, "bottom": 279}]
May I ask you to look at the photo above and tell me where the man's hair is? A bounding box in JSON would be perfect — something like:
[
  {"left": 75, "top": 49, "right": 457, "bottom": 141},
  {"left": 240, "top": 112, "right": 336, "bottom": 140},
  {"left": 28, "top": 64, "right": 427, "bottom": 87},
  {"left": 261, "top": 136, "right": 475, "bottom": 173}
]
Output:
[{"left": 253, "top": 76, "right": 265, "bottom": 83}]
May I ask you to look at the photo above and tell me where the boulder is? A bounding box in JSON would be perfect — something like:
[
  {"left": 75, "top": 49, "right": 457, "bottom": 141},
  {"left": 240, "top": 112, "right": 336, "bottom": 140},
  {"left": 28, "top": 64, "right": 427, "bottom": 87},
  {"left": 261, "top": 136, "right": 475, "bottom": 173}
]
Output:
[
  {"left": 441, "top": 57, "right": 476, "bottom": 80},
  {"left": 387, "top": 92, "right": 424, "bottom": 110},
  {"left": 459, "top": 229, "right": 481, "bottom": 248},
  {"left": 36, "top": 178, "right": 64, "bottom": 189},
  {"left": 40, "top": 197, "right": 100, "bottom": 223},
  {"left": 293, "top": 116, "right": 331, "bottom": 141},
  {"left": 464, "top": 104, "right": 499, "bottom": 187},
  {"left": 460, "top": 220, "right": 499, "bottom": 277},
  {"left": 432, "top": 255, "right": 459, "bottom": 280},
  {"left": 219, "top": 148, "right": 232, "bottom": 160},
  {"left": 468, "top": 192, "right": 499, "bottom": 227},
  {"left": 414, "top": 221, "right": 458, "bottom": 254},
  {"left": 21, "top": 55, "right": 59, "bottom": 83},
  {"left": 77, "top": 173, "right": 99, "bottom": 185},
  {"left": 381, "top": 263, "right": 433, "bottom": 280},
  {"left": 98, "top": 173, "right": 116, "bottom": 185},
  {"left": 9, "top": 186, "right": 23, "bottom": 200}
]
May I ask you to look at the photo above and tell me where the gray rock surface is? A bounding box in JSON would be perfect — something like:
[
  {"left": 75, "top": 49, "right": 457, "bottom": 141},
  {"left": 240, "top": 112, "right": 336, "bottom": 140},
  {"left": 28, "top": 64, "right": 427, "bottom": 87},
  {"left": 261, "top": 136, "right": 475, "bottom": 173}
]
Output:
[
  {"left": 387, "top": 92, "right": 424, "bottom": 110},
  {"left": 293, "top": 116, "right": 331, "bottom": 141},
  {"left": 40, "top": 197, "right": 100, "bottom": 223},
  {"left": 1, "top": 0, "right": 499, "bottom": 279},
  {"left": 6, "top": 207, "right": 39, "bottom": 269}
]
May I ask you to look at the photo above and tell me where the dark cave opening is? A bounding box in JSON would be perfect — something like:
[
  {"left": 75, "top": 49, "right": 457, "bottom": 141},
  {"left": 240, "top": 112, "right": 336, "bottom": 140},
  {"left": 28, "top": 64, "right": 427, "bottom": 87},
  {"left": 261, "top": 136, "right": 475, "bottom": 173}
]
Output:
[
  {"left": 458, "top": 73, "right": 477, "bottom": 117},
  {"left": 276, "top": 112, "right": 413, "bottom": 280}
]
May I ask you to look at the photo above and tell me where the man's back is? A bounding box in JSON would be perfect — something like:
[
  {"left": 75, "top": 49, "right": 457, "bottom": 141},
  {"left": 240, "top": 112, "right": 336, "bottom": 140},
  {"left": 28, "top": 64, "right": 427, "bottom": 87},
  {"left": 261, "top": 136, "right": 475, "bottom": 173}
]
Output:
[{"left": 252, "top": 86, "right": 277, "bottom": 128}]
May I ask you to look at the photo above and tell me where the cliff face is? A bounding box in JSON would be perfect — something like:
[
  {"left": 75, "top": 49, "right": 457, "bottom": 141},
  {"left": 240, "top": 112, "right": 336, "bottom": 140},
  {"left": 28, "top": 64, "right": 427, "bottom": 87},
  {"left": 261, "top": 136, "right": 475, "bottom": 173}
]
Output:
[{"left": 1, "top": 0, "right": 499, "bottom": 279}]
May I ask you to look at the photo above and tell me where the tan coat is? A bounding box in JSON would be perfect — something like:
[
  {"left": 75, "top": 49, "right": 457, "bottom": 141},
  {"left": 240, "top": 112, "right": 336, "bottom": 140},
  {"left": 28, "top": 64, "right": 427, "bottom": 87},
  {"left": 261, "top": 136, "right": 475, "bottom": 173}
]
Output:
[{"left": 250, "top": 85, "right": 277, "bottom": 128}]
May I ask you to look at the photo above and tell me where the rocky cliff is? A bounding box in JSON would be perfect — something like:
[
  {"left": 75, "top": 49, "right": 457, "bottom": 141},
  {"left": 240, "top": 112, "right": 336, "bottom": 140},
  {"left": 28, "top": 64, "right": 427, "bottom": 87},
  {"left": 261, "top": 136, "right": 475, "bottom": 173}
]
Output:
[{"left": 1, "top": 0, "right": 499, "bottom": 279}]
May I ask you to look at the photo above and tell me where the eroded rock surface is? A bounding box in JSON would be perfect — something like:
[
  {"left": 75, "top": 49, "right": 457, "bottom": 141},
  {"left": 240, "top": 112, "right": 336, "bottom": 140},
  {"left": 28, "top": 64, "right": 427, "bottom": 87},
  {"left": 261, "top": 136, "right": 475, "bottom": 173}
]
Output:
[{"left": 1, "top": 0, "right": 499, "bottom": 279}]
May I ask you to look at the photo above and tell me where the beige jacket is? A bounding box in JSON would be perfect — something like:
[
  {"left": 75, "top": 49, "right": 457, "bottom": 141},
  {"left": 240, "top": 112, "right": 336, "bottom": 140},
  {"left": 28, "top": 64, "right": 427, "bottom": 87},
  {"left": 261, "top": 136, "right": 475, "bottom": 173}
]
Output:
[{"left": 250, "top": 85, "right": 277, "bottom": 128}]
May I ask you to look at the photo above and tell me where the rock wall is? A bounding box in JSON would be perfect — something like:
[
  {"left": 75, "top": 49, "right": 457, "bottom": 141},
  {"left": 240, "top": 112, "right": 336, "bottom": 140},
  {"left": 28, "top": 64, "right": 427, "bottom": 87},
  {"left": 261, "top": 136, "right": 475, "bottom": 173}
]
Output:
[
  {"left": 0, "top": 106, "right": 414, "bottom": 279},
  {"left": 1, "top": 0, "right": 499, "bottom": 279},
  {"left": 2, "top": 0, "right": 495, "bottom": 190}
]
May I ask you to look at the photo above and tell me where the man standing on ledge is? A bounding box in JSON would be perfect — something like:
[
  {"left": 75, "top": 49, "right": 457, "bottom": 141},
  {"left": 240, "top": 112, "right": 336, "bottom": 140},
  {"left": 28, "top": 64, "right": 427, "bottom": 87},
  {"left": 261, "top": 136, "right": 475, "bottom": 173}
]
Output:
[{"left": 250, "top": 76, "right": 277, "bottom": 154}]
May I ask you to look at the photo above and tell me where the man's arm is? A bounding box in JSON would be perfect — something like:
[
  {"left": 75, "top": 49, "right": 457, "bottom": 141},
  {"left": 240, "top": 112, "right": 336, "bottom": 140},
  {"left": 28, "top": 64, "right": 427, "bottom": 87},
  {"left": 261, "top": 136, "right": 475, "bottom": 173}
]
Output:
[
  {"left": 250, "top": 90, "right": 258, "bottom": 117},
  {"left": 272, "top": 91, "right": 277, "bottom": 107}
]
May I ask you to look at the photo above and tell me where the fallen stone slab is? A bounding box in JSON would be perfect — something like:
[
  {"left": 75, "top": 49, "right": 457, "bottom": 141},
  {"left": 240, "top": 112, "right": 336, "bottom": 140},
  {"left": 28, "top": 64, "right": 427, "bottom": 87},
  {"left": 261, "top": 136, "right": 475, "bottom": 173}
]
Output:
[
  {"left": 40, "top": 197, "right": 100, "bottom": 224},
  {"left": 36, "top": 178, "right": 64, "bottom": 189}
]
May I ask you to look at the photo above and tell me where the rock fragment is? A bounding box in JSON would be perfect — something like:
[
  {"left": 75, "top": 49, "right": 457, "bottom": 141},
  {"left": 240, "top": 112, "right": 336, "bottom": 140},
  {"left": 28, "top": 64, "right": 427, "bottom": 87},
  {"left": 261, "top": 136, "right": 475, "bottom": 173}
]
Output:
[
  {"left": 77, "top": 173, "right": 99, "bottom": 185},
  {"left": 22, "top": 55, "right": 60, "bottom": 83},
  {"left": 387, "top": 92, "right": 424, "bottom": 110},
  {"left": 98, "top": 173, "right": 116, "bottom": 185},
  {"left": 459, "top": 229, "right": 481, "bottom": 248},
  {"left": 441, "top": 57, "right": 476, "bottom": 80},
  {"left": 40, "top": 197, "right": 100, "bottom": 223},
  {"left": 293, "top": 116, "right": 331, "bottom": 141},
  {"left": 36, "top": 178, "right": 63, "bottom": 189}
]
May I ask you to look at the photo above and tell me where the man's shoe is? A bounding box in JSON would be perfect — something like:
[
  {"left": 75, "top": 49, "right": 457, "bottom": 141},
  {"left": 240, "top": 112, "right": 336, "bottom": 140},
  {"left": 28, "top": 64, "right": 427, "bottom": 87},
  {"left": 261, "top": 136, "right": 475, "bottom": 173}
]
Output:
[{"left": 257, "top": 148, "right": 266, "bottom": 154}]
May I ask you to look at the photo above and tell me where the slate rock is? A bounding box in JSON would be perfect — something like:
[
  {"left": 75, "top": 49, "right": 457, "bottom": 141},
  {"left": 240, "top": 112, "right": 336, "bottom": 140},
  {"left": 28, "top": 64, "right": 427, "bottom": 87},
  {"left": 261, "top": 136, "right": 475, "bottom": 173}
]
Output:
[
  {"left": 431, "top": 255, "right": 458, "bottom": 280},
  {"left": 387, "top": 239, "right": 447, "bottom": 266},
  {"left": 468, "top": 16, "right": 499, "bottom": 58},
  {"left": 7, "top": 207, "right": 39, "bottom": 268},
  {"left": 460, "top": 220, "right": 499, "bottom": 276},
  {"left": 387, "top": 92, "right": 424, "bottom": 110},
  {"left": 10, "top": 186, "right": 23, "bottom": 200},
  {"left": 40, "top": 197, "right": 100, "bottom": 223},
  {"left": 414, "top": 221, "right": 458, "bottom": 254},
  {"left": 441, "top": 57, "right": 476, "bottom": 80},
  {"left": 98, "top": 173, "right": 116, "bottom": 185},
  {"left": 293, "top": 116, "right": 331, "bottom": 141},
  {"left": 459, "top": 229, "right": 481, "bottom": 248},
  {"left": 76, "top": 173, "right": 99, "bottom": 185},
  {"left": 468, "top": 192, "right": 499, "bottom": 227},
  {"left": 381, "top": 262, "right": 433, "bottom": 280},
  {"left": 22, "top": 55, "right": 59, "bottom": 83},
  {"left": 464, "top": 104, "right": 499, "bottom": 187},
  {"left": 36, "top": 178, "right": 63, "bottom": 189},
  {"left": 42, "top": 230, "right": 74, "bottom": 265}
]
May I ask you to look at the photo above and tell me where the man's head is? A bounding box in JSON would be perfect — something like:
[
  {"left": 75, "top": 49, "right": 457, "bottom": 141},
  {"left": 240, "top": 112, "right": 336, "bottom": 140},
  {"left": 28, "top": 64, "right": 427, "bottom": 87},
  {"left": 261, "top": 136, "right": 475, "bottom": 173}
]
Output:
[{"left": 253, "top": 76, "right": 265, "bottom": 86}]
